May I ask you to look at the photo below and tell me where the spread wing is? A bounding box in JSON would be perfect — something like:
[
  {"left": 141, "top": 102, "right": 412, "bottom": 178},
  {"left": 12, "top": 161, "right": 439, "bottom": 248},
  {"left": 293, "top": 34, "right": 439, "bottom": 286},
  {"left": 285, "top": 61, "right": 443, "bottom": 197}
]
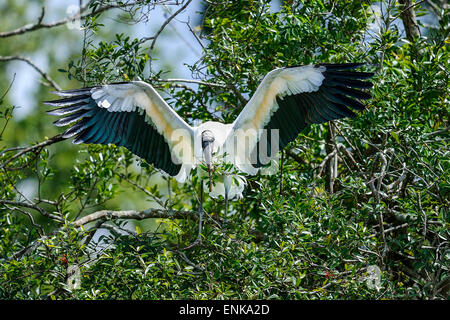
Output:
[
  {"left": 44, "top": 81, "right": 194, "bottom": 177},
  {"left": 228, "top": 63, "right": 374, "bottom": 173}
]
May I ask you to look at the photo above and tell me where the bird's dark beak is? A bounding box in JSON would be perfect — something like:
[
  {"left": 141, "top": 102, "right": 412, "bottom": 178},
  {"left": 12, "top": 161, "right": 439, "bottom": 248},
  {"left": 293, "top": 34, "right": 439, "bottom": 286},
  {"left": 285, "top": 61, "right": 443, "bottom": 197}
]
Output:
[{"left": 201, "top": 130, "right": 215, "bottom": 192}]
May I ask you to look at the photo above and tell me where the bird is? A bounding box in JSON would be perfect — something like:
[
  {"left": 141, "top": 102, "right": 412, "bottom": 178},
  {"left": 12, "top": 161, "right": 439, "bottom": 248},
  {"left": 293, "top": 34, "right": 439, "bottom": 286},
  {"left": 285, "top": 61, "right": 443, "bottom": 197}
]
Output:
[{"left": 45, "top": 63, "right": 374, "bottom": 211}]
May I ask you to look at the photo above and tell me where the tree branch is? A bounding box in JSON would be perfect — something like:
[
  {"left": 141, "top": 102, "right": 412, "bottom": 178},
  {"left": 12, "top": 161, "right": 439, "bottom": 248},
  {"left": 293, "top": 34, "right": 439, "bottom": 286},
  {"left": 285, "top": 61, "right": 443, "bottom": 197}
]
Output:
[
  {"left": 213, "top": 64, "right": 249, "bottom": 107},
  {"left": 398, "top": 0, "right": 422, "bottom": 41},
  {"left": 0, "top": 199, "right": 63, "bottom": 222},
  {"left": 74, "top": 208, "right": 197, "bottom": 227},
  {"left": 154, "top": 78, "right": 227, "bottom": 88},
  {"left": 424, "top": 126, "right": 449, "bottom": 138},
  {"left": 0, "top": 1, "right": 144, "bottom": 38},
  {"left": 0, "top": 134, "right": 65, "bottom": 169},
  {"left": 149, "top": 0, "right": 193, "bottom": 52},
  {"left": 0, "top": 55, "right": 62, "bottom": 91},
  {"left": 118, "top": 173, "right": 166, "bottom": 208}
]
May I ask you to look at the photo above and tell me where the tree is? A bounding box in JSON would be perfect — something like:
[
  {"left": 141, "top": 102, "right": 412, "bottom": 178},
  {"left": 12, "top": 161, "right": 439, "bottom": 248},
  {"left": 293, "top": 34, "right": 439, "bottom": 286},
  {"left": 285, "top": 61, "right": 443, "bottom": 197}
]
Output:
[{"left": 0, "top": 0, "right": 448, "bottom": 299}]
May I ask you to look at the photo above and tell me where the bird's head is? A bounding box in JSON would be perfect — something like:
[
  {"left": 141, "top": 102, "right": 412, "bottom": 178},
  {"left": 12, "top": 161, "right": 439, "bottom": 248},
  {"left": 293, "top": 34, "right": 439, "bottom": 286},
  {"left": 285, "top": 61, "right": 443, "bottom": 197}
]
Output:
[
  {"left": 201, "top": 130, "right": 215, "bottom": 191},
  {"left": 201, "top": 130, "right": 215, "bottom": 149}
]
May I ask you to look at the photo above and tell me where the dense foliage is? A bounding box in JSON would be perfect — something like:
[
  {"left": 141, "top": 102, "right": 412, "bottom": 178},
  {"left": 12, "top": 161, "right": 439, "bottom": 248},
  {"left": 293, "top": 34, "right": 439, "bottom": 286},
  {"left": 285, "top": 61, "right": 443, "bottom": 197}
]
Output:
[{"left": 0, "top": 0, "right": 448, "bottom": 299}]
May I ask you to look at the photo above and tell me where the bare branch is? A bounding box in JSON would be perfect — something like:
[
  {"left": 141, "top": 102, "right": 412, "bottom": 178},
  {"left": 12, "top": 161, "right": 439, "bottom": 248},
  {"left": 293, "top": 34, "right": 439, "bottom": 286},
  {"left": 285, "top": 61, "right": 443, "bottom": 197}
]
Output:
[
  {"left": 154, "top": 78, "right": 227, "bottom": 88},
  {"left": 369, "top": 223, "right": 409, "bottom": 238},
  {"left": 74, "top": 208, "right": 197, "bottom": 227},
  {"left": 0, "top": 1, "right": 143, "bottom": 38},
  {"left": 386, "top": 162, "right": 407, "bottom": 192},
  {"left": 424, "top": 126, "right": 450, "bottom": 138},
  {"left": 0, "top": 199, "right": 63, "bottom": 222},
  {"left": 214, "top": 64, "right": 249, "bottom": 107},
  {"left": 185, "top": 20, "right": 205, "bottom": 50},
  {"left": 4, "top": 204, "right": 45, "bottom": 236},
  {"left": 336, "top": 143, "right": 360, "bottom": 171},
  {"left": 118, "top": 173, "right": 166, "bottom": 208},
  {"left": 0, "top": 134, "right": 65, "bottom": 170},
  {"left": 99, "top": 222, "right": 138, "bottom": 237},
  {"left": 315, "top": 149, "right": 337, "bottom": 179},
  {"left": 0, "top": 56, "right": 62, "bottom": 91},
  {"left": 7, "top": 206, "right": 197, "bottom": 261},
  {"left": 286, "top": 148, "right": 306, "bottom": 165},
  {"left": 149, "top": 0, "right": 193, "bottom": 52}
]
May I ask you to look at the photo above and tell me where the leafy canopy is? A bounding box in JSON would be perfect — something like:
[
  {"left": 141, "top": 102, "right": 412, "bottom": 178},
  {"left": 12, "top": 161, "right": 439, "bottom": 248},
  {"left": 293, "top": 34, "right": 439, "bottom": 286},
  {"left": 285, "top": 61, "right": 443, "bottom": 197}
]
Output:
[{"left": 0, "top": 0, "right": 448, "bottom": 299}]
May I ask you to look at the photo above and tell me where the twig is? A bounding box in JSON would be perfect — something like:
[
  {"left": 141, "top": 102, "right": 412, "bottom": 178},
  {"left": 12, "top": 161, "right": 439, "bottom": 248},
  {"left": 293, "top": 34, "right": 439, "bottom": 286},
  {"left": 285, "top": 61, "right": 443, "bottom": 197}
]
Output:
[
  {"left": 392, "top": 0, "right": 426, "bottom": 23},
  {"left": 214, "top": 64, "right": 248, "bottom": 106},
  {"left": 336, "top": 143, "right": 360, "bottom": 171},
  {"left": 386, "top": 162, "right": 407, "bottom": 192},
  {"left": 185, "top": 20, "right": 205, "bottom": 50},
  {"left": 0, "top": 134, "right": 65, "bottom": 170},
  {"left": 286, "top": 148, "right": 306, "bottom": 165},
  {"left": 149, "top": 0, "right": 193, "bottom": 52},
  {"left": 368, "top": 223, "right": 409, "bottom": 238},
  {"left": 154, "top": 78, "right": 227, "bottom": 88},
  {"left": 0, "top": 56, "right": 61, "bottom": 91},
  {"left": 0, "top": 73, "right": 16, "bottom": 102},
  {"left": 0, "top": 199, "right": 63, "bottom": 222},
  {"left": 173, "top": 250, "right": 205, "bottom": 272},
  {"left": 4, "top": 205, "right": 45, "bottom": 236},
  {"left": 118, "top": 173, "right": 166, "bottom": 208},
  {"left": 424, "top": 126, "right": 449, "bottom": 138},
  {"left": 0, "top": 75, "right": 16, "bottom": 138},
  {"left": 0, "top": 1, "right": 143, "bottom": 38},
  {"left": 315, "top": 149, "right": 337, "bottom": 178}
]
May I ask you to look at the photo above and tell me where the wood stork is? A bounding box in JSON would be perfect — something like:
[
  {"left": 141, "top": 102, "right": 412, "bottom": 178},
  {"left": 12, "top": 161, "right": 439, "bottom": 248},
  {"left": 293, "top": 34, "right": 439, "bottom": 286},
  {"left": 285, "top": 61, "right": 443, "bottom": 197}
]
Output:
[{"left": 45, "top": 63, "right": 373, "bottom": 209}]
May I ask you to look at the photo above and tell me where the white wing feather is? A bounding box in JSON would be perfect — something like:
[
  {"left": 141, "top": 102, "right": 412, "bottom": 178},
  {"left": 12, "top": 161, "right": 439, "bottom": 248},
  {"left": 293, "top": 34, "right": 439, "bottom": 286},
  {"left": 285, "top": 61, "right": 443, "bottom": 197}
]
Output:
[
  {"left": 91, "top": 81, "right": 195, "bottom": 182},
  {"left": 227, "top": 65, "right": 326, "bottom": 174}
]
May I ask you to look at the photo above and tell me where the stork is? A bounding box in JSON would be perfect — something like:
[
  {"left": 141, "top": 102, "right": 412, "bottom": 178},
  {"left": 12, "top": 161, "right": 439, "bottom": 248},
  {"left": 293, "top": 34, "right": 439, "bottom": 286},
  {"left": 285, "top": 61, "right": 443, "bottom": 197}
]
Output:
[{"left": 45, "top": 63, "right": 373, "bottom": 218}]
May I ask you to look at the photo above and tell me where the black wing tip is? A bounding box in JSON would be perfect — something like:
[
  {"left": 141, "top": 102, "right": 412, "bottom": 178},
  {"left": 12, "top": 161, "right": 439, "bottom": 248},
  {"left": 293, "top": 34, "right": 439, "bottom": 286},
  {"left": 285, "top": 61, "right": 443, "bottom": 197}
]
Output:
[
  {"left": 43, "top": 99, "right": 71, "bottom": 106},
  {"left": 363, "top": 81, "right": 374, "bottom": 89},
  {"left": 72, "top": 138, "right": 85, "bottom": 145},
  {"left": 286, "top": 62, "right": 375, "bottom": 74},
  {"left": 44, "top": 89, "right": 93, "bottom": 115},
  {"left": 326, "top": 70, "right": 375, "bottom": 80},
  {"left": 53, "top": 119, "right": 67, "bottom": 127},
  {"left": 62, "top": 131, "right": 77, "bottom": 140},
  {"left": 327, "top": 78, "right": 374, "bottom": 89},
  {"left": 51, "top": 87, "right": 94, "bottom": 95},
  {"left": 46, "top": 109, "right": 62, "bottom": 116},
  {"left": 286, "top": 62, "right": 365, "bottom": 69},
  {"left": 318, "top": 62, "right": 366, "bottom": 70}
]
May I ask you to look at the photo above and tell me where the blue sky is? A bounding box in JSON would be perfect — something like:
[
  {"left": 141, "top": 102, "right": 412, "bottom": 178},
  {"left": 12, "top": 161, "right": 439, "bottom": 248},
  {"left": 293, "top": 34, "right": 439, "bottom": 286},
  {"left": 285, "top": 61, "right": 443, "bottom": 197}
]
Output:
[
  {"left": 4, "top": 0, "right": 437, "bottom": 120},
  {"left": 7, "top": 0, "right": 206, "bottom": 119}
]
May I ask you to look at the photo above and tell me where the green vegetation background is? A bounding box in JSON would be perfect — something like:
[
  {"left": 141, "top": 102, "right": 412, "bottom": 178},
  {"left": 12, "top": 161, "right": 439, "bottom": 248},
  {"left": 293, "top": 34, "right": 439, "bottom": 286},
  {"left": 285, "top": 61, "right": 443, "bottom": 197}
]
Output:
[{"left": 0, "top": 0, "right": 448, "bottom": 299}]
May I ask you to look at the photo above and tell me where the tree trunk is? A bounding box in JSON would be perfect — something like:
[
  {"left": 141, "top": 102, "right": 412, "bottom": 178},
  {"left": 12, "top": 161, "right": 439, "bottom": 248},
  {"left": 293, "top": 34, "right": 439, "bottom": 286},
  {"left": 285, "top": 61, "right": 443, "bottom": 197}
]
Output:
[{"left": 398, "top": 0, "right": 421, "bottom": 41}]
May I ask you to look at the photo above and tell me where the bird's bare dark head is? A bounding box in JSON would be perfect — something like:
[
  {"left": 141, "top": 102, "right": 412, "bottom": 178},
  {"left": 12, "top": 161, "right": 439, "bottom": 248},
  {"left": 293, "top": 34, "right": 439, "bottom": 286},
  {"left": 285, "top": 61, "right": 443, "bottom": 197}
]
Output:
[
  {"left": 201, "top": 130, "right": 215, "bottom": 149},
  {"left": 201, "top": 130, "right": 215, "bottom": 192}
]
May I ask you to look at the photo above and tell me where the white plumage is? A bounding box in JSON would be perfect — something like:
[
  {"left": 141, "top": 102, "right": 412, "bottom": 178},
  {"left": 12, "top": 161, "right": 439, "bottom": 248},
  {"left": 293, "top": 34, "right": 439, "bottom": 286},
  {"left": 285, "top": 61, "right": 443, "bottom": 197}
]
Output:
[{"left": 45, "top": 63, "right": 373, "bottom": 201}]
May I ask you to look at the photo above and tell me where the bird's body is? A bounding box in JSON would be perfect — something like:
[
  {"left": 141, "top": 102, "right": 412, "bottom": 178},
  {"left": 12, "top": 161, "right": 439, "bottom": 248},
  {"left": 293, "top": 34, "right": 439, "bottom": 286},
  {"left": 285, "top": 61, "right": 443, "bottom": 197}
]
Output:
[{"left": 45, "top": 63, "right": 374, "bottom": 201}]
